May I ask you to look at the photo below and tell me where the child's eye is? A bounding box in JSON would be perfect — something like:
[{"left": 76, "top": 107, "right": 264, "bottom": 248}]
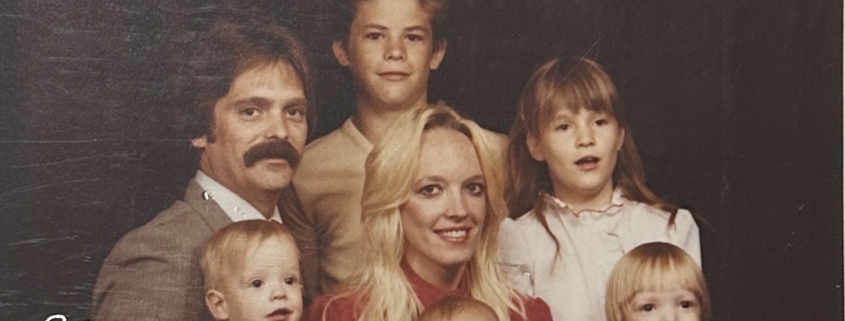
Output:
[
  {"left": 365, "top": 32, "right": 383, "bottom": 40},
  {"left": 284, "top": 277, "right": 298, "bottom": 285},
  {"left": 639, "top": 303, "right": 655, "bottom": 312},
  {"left": 595, "top": 118, "right": 608, "bottom": 126},
  {"left": 555, "top": 124, "right": 570, "bottom": 131},
  {"left": 249, "top": 279, "right": 264, "bottom": 288},
  {"left": 679, "top": 300, "right": 697, "bottom": 309}
]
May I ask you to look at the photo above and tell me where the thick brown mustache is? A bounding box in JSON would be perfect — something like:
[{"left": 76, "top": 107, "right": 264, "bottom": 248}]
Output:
[{"left": 243, "top": 139, "right": 300, "bottom": 168}]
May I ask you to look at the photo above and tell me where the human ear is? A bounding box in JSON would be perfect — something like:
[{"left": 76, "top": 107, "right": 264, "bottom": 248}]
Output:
[
  {"left": 526, "top": 133, "right": 545, "bottom": 162},
  {"left": 191, "top": 135, "right": 208, "bottom": 149},
  {"left": 429, "top": 40, "right": 447, "bottom": 70},
  {"left": 332, "top": 40, "right": 351, "bottom": 67},
  {"left": 205, "top": 290, "right": 229, "bottom": 320}
]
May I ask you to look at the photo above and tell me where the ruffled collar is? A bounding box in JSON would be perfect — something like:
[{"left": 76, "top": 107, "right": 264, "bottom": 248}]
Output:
[{"left": 542, "top": 188, "right": 625, "bottom": 217}]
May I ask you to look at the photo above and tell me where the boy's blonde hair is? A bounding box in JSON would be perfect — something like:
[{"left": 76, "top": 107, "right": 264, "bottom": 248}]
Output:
[
  {"left": 199, "top": 220, "right": 298, "bottom": 291},
  {"left": 418, "top": 295, "right": 499, "bottom": 321},
  {"left": 605, "top": 242, "right": 711, "bottom": 321}
]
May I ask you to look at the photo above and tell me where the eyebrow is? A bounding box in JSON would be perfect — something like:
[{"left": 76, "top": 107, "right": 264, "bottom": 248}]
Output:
[
  {"left": 416, "top": 174, "right": 485, "bottom": 184},
  {"left": 465, "top": 174, "right": 485, "bottom": 182},
  {"left": 360, "top": 23, "right": 430, "bottom": 34},
  {"left": 404, "top": 26, "right": 429, "bottom": 33},
  {"left": 550, "top": 111, "right": 575, "bottom": 122},
  {"left": 233, "top": 97, "right": 271, "bottom": 108},
  {"left": 232, "top": 97, "right": 308, "bottom": 110},
  {"left": 551, "top": 109, "right": 607, "bottom": 121},
  {"left": 282, "top": 97, "right": 308, "bottom": 110},
  {"left": 360, "top": 23, "right": 388, "bottom": 31}
]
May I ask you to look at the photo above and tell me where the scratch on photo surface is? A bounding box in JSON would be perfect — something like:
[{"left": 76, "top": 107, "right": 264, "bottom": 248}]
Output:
[
  {"left": 0, "top": 139, "right": 185, "bottom": 144},
  {"left": 7, "top": 235, "right": 78, "bottom": 247},
  {"left": 0, "top": 178, "right": 101, "bottom": 199},
  {"left": 10, "top": 152, "right": 138, "bottom": 169}
]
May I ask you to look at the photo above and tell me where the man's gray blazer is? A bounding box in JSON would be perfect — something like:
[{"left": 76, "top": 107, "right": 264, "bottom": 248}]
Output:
[{"left": 91, "top": 179, "right": 230, "bottom": 321}]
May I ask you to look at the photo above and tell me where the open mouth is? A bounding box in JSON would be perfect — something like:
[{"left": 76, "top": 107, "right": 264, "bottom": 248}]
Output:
[
  {"left": 266, "top": 308, "right": 292, "bottom": 320},
  {"left": 575, "top": 156, "right": 600, "bottom": 165}
]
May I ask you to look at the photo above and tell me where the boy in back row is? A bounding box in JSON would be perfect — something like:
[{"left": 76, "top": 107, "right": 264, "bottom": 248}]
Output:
[{"left": 286, "top": 0, "right": 506, "bottom": 296}]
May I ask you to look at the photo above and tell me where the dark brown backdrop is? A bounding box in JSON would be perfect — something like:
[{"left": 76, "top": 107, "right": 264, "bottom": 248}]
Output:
[{"left": 0, "top": 0, "right": 841, "bottom": 320}]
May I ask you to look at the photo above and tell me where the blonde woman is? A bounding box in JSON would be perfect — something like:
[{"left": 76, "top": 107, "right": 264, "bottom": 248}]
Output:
[{"left": 308, "top": 104, "right": 551, "bottom": 321}]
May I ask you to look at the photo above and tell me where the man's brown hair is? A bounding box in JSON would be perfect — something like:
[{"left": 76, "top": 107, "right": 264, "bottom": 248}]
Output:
[{"left": 175, "top": 17, "right": 314, "bottom": 142}]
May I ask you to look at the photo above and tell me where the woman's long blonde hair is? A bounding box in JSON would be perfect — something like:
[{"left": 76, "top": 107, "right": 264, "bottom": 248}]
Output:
[{"left": 325, "top": 103, "right": 524, "bottom": 321}]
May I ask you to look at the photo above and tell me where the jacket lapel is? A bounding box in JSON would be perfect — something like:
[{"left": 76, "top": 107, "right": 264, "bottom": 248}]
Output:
[{"left": 183, "top": 179, "right": 232, "bottom": 233}]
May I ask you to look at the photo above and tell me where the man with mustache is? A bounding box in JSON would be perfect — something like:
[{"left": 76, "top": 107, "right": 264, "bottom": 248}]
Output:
[{"left": 91, "top": 17, "right": 315, "bottom": 321}]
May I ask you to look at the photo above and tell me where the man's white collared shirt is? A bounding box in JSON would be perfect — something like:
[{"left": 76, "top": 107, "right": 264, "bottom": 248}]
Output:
[{"left": 193, "top": 170, "right": 282, "bottom": 223}]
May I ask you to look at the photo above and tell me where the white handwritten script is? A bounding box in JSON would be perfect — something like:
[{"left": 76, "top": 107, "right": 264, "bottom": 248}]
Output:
[{"left": 45, "top": 314, "right": 67, "bottom": 321}]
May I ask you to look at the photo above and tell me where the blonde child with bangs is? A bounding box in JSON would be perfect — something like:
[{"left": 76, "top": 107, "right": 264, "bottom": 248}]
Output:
[
  {"left": 605, "top": 242, "right": 711, "bottom": 321},
  {"left": 200, "top": 220, "right": 304, "bottom": 321},
  {"left": 418, "top": 295, "right": 499, "bottom": 321},
  {"left": 498, "top": 56, "right": 701, "bottom": 321}
]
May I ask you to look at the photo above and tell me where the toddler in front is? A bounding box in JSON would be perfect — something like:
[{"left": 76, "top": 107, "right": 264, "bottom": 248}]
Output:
[
  {"left": 200, "top": 220, "right": 303, "bottom": 321},
  {"left": 605, "top": 242, "right": 711, "bottom": 321},
  {"left": 418, "top": 295, "right": 499, "bottom": 321}
]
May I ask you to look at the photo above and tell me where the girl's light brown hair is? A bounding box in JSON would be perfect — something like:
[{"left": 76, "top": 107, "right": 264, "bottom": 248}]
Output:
[
  {"left": 605, "top": 242, "right": 711, "bottom": 321},
  {"left": 505, "top": 56, "right": 680, "bottom": 260}
]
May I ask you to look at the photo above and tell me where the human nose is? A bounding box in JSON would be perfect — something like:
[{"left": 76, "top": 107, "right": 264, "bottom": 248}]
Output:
[
  {"left": 575, "top": 125, "right": 595, "bottom": 148},
  {"left": 266, "top": 111, "right": 290, "bottom": 140},
  {"left": 659, "top": 307, "right": 680, "bottom": 321},
  {"left": 445, "top": 190, "right": 469, "bottom": 220},
  {"left": 384, "top": 36, "right": 406, "bottom": 60},
  {"left": 270, "top": 284, "right": 288, "bottom": 301}
]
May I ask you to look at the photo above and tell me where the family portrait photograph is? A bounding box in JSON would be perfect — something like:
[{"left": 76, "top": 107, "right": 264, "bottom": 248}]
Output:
[{"left": 0, "top": 0, "right": 841, "bottom": 320}]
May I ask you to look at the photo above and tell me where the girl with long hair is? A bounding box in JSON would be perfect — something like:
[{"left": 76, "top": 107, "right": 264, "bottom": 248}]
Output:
[{"left": 498, "top": 56, "right": 701, "bottom": 321}]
